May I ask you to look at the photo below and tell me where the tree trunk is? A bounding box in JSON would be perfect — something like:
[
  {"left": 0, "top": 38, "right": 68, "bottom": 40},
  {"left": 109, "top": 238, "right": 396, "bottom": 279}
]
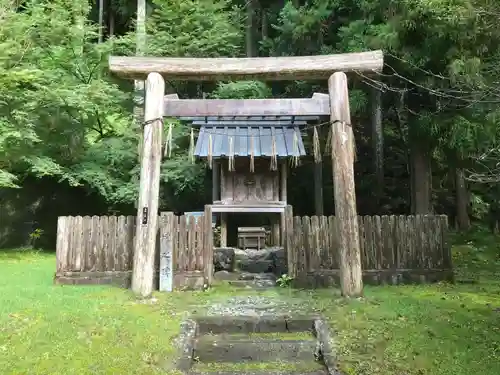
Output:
[
  {"left": 135, "top": 0, "right": 146, "bottom": 160},
  {"left": 371, "top": 87, "right": 383, "bottom": 210},
  {"left": 395, "top": 91, "right": 412, "bottom": 212},
  {"left": 109, "top": 10, "right": 115, "bottom": 37},
  {"left": 98, "top": 0, "right": 104, "bottom": 43},
  {"left": 410, "top": 141, "right": 432, "bottom": 214},
  {"left": 314, "top": 161, "right": 324, "bottom": 216},
  {"left": 136, "top": 0, "right": 146, "bottom": 58},
  {"left": 74, "top": 1, "right": 86, "bottom": 55},
  {"left": 261, "top": 8, "right": 268, "bottom": 41},
  {"left": 246, "top": 0, "right": 256, "bottom": 57},
  {"left": 455, "top": 167, "right": 470, "bottom": 230},
  {"left": 314, "top": 126, "right": 324, "bottom": 216}
]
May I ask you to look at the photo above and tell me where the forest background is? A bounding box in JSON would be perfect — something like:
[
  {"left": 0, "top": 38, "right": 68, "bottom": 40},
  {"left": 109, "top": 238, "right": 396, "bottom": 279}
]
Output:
[{"left": 2, "top": 0, "right": 499, "bottom": 249}]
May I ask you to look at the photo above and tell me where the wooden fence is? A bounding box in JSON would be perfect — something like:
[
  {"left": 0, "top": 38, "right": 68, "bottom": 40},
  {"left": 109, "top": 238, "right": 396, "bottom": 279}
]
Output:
[
  {"left": 55, "top": 210, "right": 213, "bottom": 290},
  {"left": 284, "top": 211, "right": 453, "bottom": 287},
  {"left": 55, "top": 215, "right": 135, "bottom": 286}
]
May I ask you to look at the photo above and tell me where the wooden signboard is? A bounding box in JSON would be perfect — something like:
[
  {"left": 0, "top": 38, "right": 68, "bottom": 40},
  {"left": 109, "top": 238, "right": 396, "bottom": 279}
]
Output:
[{"left": 159, "top": 212, "right": 174, "bottom": 292}]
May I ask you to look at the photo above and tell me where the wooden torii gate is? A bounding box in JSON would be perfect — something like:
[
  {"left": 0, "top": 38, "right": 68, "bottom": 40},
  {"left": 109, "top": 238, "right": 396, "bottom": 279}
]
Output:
[{"left": 108, "top": 51, "right": 384, "bottom": 297}]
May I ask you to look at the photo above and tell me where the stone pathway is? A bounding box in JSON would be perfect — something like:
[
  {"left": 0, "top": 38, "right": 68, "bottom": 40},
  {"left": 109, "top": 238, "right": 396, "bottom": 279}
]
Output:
[
  {"left": 214, "top": 270, "right": 278, "bottom": 288},
  {"left": 181, "top": 310, "right": 335, "bottom": 375},
  {"left": 206, "top": 270, "right": 318, "bottom": 317},
  {"left": 206, "top": 294, "right": 306, "bottom": 317},
  {"left": 176, "top": 284, "right": 338, "bottom": 375}
]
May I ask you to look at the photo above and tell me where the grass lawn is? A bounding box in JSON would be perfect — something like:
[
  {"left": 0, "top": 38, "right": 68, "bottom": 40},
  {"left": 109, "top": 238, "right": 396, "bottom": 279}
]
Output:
[{"left": 1, "top": 230, "right": 500, "bottom": 374}]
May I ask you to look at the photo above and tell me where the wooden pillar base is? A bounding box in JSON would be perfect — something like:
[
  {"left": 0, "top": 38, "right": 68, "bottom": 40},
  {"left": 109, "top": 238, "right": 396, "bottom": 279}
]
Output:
[
  {"left": 280, "top": 212, "right": 285, "bottom": 246},
  {"left": 280, "top": 160, "right": 288, "bottom": 247},
  {"left": 272, "top": 216, "right": 280, "bottom": 246},
  {"left": 220, "top": 213, "right": 228, "bottom": 247}
]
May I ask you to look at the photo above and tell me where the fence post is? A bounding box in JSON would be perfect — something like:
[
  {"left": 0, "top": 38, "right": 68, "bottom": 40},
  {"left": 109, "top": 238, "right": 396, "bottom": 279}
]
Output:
[
  {"left": 204, "top": 205, "right": 214, "bottom": 285},
  {"left": 440, "top": 215, "right": 452, "bottom": 270},
  {"left": 56, "top": 216, "right": 68, "bottom": 274},
  {"left": 159, "top": 212, "right": 174, "bottom": 292},
  {"left": 285, "top": 205, "right": 294, "bottom": 277}
]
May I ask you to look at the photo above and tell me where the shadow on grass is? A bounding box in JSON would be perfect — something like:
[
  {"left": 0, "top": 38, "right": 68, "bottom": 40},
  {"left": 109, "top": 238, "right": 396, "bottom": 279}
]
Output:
[{"left": 0, "top": 248, "right": 54, "bottom": 261}]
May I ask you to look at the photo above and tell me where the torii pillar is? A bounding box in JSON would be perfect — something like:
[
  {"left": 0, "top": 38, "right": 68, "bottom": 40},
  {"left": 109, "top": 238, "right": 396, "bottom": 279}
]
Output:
[
  {"left": 329, "top": 72, "right": 363, "bottom": 297},
  {"left": 131, "top": 72, "right": 164, "bottom": 297}
]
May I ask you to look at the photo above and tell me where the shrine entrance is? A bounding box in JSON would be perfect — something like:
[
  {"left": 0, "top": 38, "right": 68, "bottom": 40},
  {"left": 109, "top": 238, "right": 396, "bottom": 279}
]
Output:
[{"left": 108, "top": 51, "right": 384, "bottom": 297}]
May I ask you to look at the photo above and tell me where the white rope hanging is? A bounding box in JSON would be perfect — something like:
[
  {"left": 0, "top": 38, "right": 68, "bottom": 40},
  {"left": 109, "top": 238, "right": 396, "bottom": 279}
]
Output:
[
  {"left": 326, "top": 121, "right": 357, "bottom": 161},
  {"left": 324, "top": 121, "right": 333, "bottom": 156},
  {"left": 163, "top": 121, "right": 173, "bottom": 158},
  {"left": 291, "top": 129, "right": 300, "bottom": 167},
  {"left": 270, "top": 132, "right": 278, "bottom": 171},
  {"left": 249, "top": 136, "right": 255, "bottom": 173},
  {"left": 312, "top": 126, "right": 321, "bottom": 163},
  {"left": 188, "top": 127, "right": 195, "bottom": 164},
  {"left": 228, "top": 136, "right": 235, "bottom": 172},
  {"left": 207, "top": 133, "right": 213, "bottom": 169}
]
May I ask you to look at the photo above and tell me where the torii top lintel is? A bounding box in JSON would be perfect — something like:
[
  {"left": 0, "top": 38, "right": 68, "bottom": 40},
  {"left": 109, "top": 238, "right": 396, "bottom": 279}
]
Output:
[{"left": 108, "top": 50, "right": 383, "bottom": 81}]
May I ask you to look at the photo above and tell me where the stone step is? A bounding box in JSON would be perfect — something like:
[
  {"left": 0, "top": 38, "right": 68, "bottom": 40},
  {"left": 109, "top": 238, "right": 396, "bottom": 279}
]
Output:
[
  {"left": 228, "top": 272, "right": 277, "bottom": 289},
  {"left": 227, "top": 280, "right": 276, "bottom": 289},
  {"left": 194, "top": 315, "right": 316, "bottom": 334},
  {"left": 190, "top": 359, "right": 327, "bottom": 375},
  {"left": 200, "top": 332, "right": 313, "bottom": 341},
  {"left": 195, "top": 336, "right": 319, "bottom": 363},
  {"left": 189, "top": 370, "right": 328, "bottom": 375},
  {"left": 239, "top": 272, "right": 276, "bottom": 281}
]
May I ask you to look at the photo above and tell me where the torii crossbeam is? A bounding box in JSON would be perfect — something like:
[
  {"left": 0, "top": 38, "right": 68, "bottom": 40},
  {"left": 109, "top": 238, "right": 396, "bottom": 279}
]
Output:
[
  {"left": 109, "top": 51, "right": 383, "bottom": 81},
  {"left": 108, "top": 51, "right": 384, "bottom": 298}
]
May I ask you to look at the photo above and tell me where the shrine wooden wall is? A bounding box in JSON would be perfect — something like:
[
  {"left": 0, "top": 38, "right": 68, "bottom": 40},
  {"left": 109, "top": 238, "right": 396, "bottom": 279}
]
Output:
[{"left": 219, "top": 159, "right": 280, "bottom": 204}]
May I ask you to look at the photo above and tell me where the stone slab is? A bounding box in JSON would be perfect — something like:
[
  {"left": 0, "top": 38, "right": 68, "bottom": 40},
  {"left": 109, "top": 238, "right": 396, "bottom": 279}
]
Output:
[
  {"left": 193, "top": 315, "right": 319, "bottom": 334},
  {"left": 194, "top": 316, "right": 260, "bottom": 334},
  {"left": 195, "top": 338, "right": 318, "bottom": 363},
  {"left": 175, "top": 319, "right": 198, "bottom": 371}
]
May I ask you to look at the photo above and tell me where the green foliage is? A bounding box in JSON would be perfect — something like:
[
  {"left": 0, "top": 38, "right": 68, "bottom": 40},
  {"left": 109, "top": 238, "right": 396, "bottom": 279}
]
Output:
[
  {"left": 262, "top": 0, "right": 500, "bottom": 216},
  {"left": 4, "top": 0, "right": 500, "bottom": 235},
  {"left": 0, "top": 0, "right": 246, "bottom": 211},
  {"left": 114, "top": 0, "right": 244, "bottom": 57},
  {"left": 0, "top": 0, "right": 130, "bottom": 194},
  {"left": 211, "top": 81, "right": 272, "bottom": 99},
  {"left": 107, "top": 0, "right": 246, "bottom": 207},
  {"left": 276, "top": 273, "right": 293, "bottom": 287},
  {"left": 28, "top": 228, "right": 44, "bottom": 249}
]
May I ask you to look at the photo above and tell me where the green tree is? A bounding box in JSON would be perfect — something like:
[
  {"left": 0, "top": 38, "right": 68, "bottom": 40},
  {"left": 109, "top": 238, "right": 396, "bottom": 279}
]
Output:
[
  {"left": 1, "top": 0, "right": 245, "bottom": 213},
  {"left": 0, "top": 0, "right": 130, "bottom": 191},
  {"left": 264, "top": 0, "right": 500, "bottom": 221}
]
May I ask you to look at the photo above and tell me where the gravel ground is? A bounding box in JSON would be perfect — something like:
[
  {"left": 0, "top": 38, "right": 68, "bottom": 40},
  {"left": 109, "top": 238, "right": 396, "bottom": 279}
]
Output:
[{"left": 205, "top": 293, "right": 311, "bottom": 316}]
